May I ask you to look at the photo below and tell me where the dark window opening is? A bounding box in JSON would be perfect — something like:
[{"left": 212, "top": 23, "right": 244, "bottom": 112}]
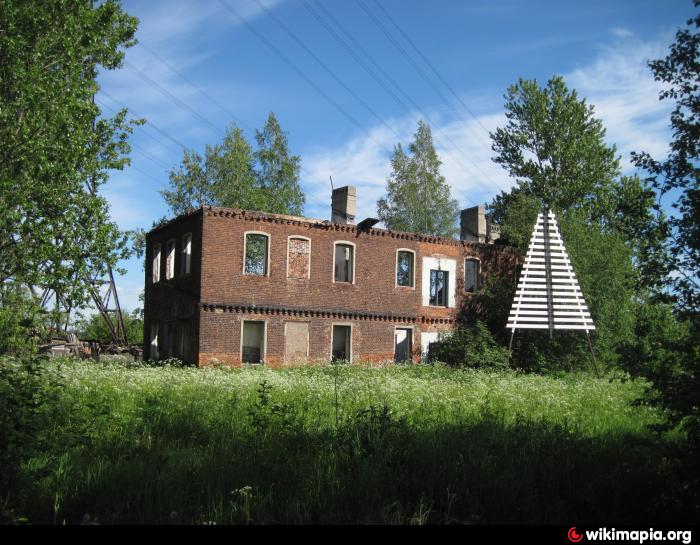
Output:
[
  {"left": 332, "top": 325, "right": 351, "bottom": 362},
  {"left": 397, "top": 251, "right": 414, "bottom": 287},
  {"left": 334, "top": 244, "right": 354, "bottom": 283},
  {"left": 242, "top": 321, "right": 265, "bottom": 364},
  {"left": 465, "top": 259, "right": 479, "bottom": 293},
  {"left": 429, "top": 269, "right": 449, "bottom": 307},
  {"left": 394, "top": 328, "right": 413, "bottom": 363}
]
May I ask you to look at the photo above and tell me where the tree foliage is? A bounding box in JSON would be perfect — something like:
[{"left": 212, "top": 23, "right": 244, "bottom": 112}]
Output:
[
  {"left": 76, "top": 309, "right": 144, "bottom": 346},
  {"left": 161, "top": 114, "right": 305, "bottom": 217},
  {"left": 0, "top": 1, "right": 140, "bottom": 317},
  {"left": 377, "top": 120, "right": 460, "bottom": 237},
  {"left": 631, "top": 2, "right": 700, "bottom": 314},
  {"left": 491, "top": 75, "right": 620, "bottom": 214},
  {"left": 254, "top": 112, "right": 305, "bottom": 216},
  {"left": 486, "top": 76, "right": 651, "bottom": 370}
]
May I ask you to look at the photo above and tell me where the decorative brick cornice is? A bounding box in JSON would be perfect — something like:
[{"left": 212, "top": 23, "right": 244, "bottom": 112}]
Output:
[
  {"left": 203, "top": 206, "right": 514, "bottom": 254},
  {"left": 200, "top": 301, "right": 455, "bottom": 325}
]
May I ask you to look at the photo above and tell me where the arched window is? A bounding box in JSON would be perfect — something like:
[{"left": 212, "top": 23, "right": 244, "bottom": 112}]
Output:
[{"left": 244, "top": 232, "right": 270, "bottom": 276}]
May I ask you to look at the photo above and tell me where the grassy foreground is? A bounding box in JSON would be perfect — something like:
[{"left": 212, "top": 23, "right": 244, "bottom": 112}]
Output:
[{"left": 2, "top": 358, "right": 690, "bottom": 524}]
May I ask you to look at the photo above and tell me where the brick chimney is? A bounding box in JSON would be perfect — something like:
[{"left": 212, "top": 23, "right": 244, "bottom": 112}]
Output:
[
  {"left": 460, "top": 205, "right": 501, "bottom": 244},
  {"left": 331, "top": 186, "right": 356, "bottom": 225},
  {"left": 460, "top": 206, "right": 486, "bottom": 242}
]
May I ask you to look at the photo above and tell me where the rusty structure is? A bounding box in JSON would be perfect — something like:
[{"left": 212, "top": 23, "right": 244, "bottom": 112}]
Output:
[{"left": 143, "top": 187, "right": 518, "bottom": 366}]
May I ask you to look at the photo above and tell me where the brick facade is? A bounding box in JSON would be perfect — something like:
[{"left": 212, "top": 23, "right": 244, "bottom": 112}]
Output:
[{"left": 144, "top": 205, "right": 519, "bottom": 367}]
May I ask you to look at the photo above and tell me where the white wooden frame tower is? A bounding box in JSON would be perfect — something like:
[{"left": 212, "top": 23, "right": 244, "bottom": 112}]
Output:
[{"left": 506, "top": 209, "right": 598, "bottom": 374}]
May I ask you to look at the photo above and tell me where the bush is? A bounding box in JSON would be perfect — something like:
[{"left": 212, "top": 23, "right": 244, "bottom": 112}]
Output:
[
  {"left": 429, "top": 321, "right": 509, "bottom": 369},
  {"left": 0, "top": 357, "right": 57, "bottom": 521}
]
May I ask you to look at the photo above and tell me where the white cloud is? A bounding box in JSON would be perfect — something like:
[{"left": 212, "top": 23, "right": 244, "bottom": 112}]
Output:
[
  {"left": 567, "top": 35, "right": 673, "bottom": 167},
  {"left": 301, "top": 32, "right": 675, "bottom": 223},
  {"left": 611, "top": 27, "right": 634, "bottom": 39}
]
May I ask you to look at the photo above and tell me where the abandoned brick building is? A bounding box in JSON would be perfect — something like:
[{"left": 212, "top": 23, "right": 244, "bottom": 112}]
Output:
[{"left": 143, "top": 186, "right": 518, "bottom": 366}]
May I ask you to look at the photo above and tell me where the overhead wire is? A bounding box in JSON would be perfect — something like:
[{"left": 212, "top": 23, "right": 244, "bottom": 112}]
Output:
[
  {"left": 304, "top": 0, "right": 483, "bottom": 205},
  {"left": 371, "top": 0, "right": 494, "bottom": 141},
  {"left": 353, "top": 0, "right": 508, "bottom": 198},
  {"left": 136, "top": 41, "right": 256, "bottom": 134}
]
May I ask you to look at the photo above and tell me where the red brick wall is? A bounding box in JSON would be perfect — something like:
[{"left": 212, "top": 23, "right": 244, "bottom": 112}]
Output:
[
  {"left": 198, "top": 310, "right": 412, "bottom": 367},
  {"left": 143, "top": 207, "right": 519, "bottom": 366},
  {"left": 143, "top": 211, "right": 203, "bottom": 361}
]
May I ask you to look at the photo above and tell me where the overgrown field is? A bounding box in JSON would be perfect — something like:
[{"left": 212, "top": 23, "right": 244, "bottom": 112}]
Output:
[{"left": 1, "top": 357, "right": 691, "bottom": 524}]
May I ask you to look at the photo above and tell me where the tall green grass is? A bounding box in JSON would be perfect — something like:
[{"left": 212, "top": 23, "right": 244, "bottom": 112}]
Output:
[{"left": 3, "top": 358, "right": 689, "bottom": 524}]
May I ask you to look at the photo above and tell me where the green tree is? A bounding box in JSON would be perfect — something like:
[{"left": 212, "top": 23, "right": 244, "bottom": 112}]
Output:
[
  {"left": 77, "top": 309, "right": 144, "bottom": 346},
  {"left": 161, "top": 116, "right": 305, "bottom": 217},
  {"left": 486, "top": 76, "right": 652, "bottom": 370},
  {"left": 631, "top": 3, "right": 700, "bottom": 314},
  {"left": 161, "top": 149, "right": 211, "bottom": 216},
  {"left": 622, "top": 4, "right": 700, "bottom": 497},
  {"left": 0, "top": 0, "right": 140, "bottom": 340},
  {"left": 377, "top": 120, "right": 459, "bottom": 237},
  {"left": 490, "top": 75, "right": 620, "bottom": 217},
  {"left": 254, "top": 112, "right": 305, "bottom": 216}
]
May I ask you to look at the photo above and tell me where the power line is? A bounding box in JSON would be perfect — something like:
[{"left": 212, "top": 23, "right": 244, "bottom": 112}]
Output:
[
  {"left": 218, "top": 0, "right": 385, "bottom": 149},
  {"left": 353, "top": 0, "right": 507, "bottom": 196},
  {"left": 123, "top": 60, "right": 224, "bottom": 136},
  {"left": 99, "top": 90, "right": 190, "bottom": 151},
  {"left": 371, "top": 0, "right": 493, "bottom": 142},
  {"left": 101, "top": 87, "right": 331, "bottom": 215},
  {"left": 304, "top": 0, "right": 480, "bottom": 206},
  {"left": 303, "top": 0, "right": 413, "bottom": 120},
  {"left": 312, "top": 0, "right": 503, "bottom": 199},
  {"left": 136, "top": 41, "right": 255, "bottom": 134},
  {"left": 251, "top": 0, "right": 403, "bottom": 143}
]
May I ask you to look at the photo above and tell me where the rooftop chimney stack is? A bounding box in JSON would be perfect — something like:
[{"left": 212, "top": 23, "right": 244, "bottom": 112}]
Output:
[
  {"left": 460, "top": 206, "right": 487, "bottom": 243},
  {"left": 460, "top": 205, "right": 501, "bottom": 244},
  {"left": 331, "top": 186, "right": 356, "bottom": 225}
]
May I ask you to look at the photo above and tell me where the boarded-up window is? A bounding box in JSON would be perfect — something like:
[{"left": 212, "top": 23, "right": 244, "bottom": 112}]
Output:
[
  {"left": 245, "top": 234, "right": 268, "bottom": 275},
  {"left": 285, "top": 322, "right": 309, "bottom": 362},
  {"left": 242, "top": 321, "right": 265, "bottom": 364},
  {"left": 334, "top": 244, "right": 353, "bottom": 283},
  {"left": 288, "top": 237, "right": 310, "bottom": 278},
  {"left": 465, "top": 259, "right": 479, "bottom": 293},
  {"left": 165, "top": 239, "right": 176, "bottom": 280},
  {"left": 152, "top": 244, "right": 161, "bottom": 283}
]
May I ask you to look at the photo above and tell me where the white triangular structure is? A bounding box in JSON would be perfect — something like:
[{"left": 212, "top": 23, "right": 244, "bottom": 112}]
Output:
[{"left": 507, "top": 210, "right": 594, "bottom": 333}]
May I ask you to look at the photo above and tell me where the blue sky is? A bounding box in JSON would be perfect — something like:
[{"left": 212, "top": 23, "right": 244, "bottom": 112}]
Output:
[{"left": 96, "top": 0, "right": 695, "bottom": 313}]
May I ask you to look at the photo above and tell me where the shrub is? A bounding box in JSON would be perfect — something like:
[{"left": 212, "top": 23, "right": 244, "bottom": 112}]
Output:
[{"left": 429, "top": 320, "right": 509, "bottom": 369}]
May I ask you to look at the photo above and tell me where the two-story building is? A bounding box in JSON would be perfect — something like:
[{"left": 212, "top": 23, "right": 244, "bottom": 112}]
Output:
[{"left": 143, "top": 186, "right": 517, "bottom": 366}]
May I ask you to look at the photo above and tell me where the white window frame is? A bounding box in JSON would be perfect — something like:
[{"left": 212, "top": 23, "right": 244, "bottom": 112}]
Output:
[
  {"left": 421, "top": 256, "right": 456, "bottom": 308},
  {"left": 286, "top": 235, "right": 311, "bottom": 279},
  {"left": 181, "top": 233, "right": 192, "bottom": 276},
  {"left": 332, "top": 241, "right": 356, "bottom": 284},
  {"left": 165, "top": 239, "right": 176, "bottom": 280},
  {"left": 395, "top": 248, "right": 416, "bottom": 289},
  {"left": 243, "top": 231, "right": 271, "bottom": 277},
  {"left": 152, "top": 244, "right": 161, "bottom": 284},
  {"left": 429, "top": 269, "right": 450, "bottom": 307},
  {"left": 240, "top": 319, "right": 267, "bottom": 365},
  {"left": 464, "top": 257, "right": 481, "bottom": 294},
  {"left": 330, "top": 322, "right": 353, "bottom": 362}
]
